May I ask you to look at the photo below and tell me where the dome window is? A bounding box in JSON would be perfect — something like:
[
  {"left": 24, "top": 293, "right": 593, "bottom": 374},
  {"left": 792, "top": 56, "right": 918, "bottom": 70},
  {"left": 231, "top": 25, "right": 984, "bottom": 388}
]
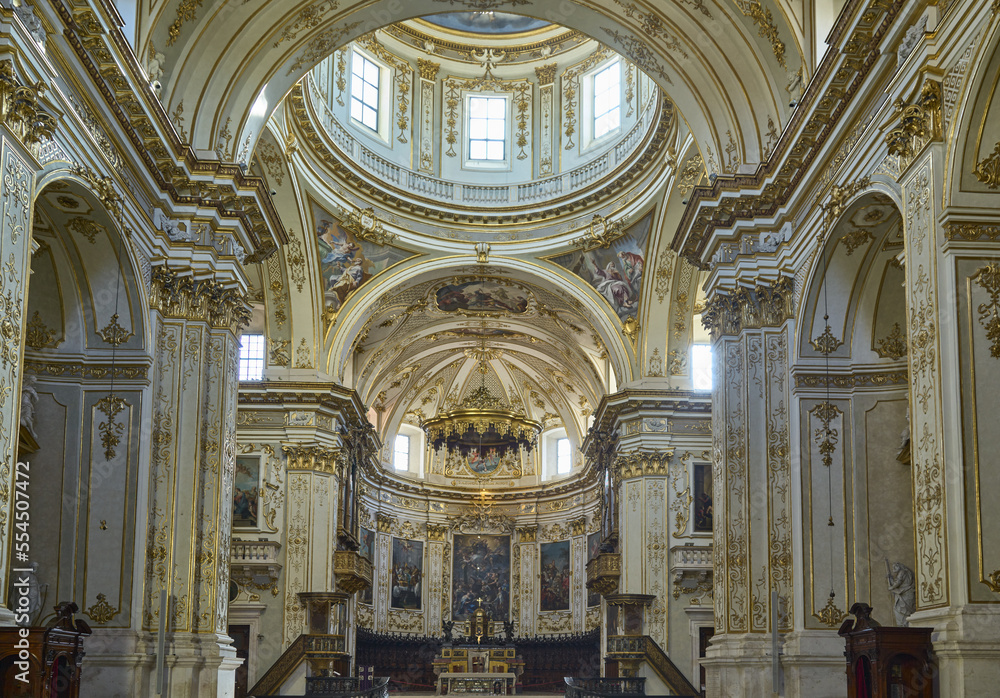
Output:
[
  {"left": 350, "top": 51, "right": 382, "bottom": 132},
  {"left": 467, "top": 95, "right": 508, "bottom": 163},
  {"left": 593, "top": 61, "right": 621, "bottom": 140}
]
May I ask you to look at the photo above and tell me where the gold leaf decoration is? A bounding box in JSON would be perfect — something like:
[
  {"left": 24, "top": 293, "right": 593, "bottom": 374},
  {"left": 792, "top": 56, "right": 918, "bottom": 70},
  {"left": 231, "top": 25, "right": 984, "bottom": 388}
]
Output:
[
  {"left": 96, "top": 394, "right": 128, "bottom": 460},
  {"left": 875, "top": 322, "right": 907, "bottom": 360},
  {"left": 973, "top": 141, "right": 1000, "bottom": 189},
  {"left": 810, "top": 324, "right": 843, "bottom": 354},
  {"left": 68, "top": 217, "right": 103, "bottom": 244},
  {"left": 734, "top": 0, "right": 786, "bottom": 68},
  {"left": 839, "top": 227, "right": 874, "bottom": 255},
  {"left": 984, "top": 569, "right": 1000, "bottom": 593},
  {"left": 973, "top": 262, "right": 1000, "bottom": 358},
  {"left": 86, "top": 593, "right": 120, "bottom": 624},
  {"left": 814, "top": 593, "right": 847, "bottom": 627},
  {"left": 25, "top": 311, "right": 59, "bottom": 350},
  {"left": 97, "top": 313, "right": 133, "bottom": 346}
]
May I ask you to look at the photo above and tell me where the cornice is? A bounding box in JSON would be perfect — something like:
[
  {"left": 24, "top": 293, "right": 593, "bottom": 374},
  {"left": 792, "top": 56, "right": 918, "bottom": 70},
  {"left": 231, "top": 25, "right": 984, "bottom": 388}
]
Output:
[
  {"left": 585, "top": 388, "right": 713, "bottom": 436},
  {"left": 670, "top": 0, "right": 905, "bottom": 266},
  {"left": 237, "top": 381, "right": 370, "bottom": 425},
  {"left": 49, "top": 0, "right": 287, "bottom": 260}
]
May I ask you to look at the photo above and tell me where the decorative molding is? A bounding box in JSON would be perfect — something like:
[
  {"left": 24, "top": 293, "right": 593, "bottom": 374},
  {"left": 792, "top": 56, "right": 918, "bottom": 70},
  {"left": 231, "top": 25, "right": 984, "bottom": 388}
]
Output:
[
  {"left": 972, "top": 262, "right": 1000, "bottom": 358},
  {"left": 426, "top": 523, "right": 449, "bottom": 541},
  {"left": 342, "top": 206, "right": 398, "bottom": 246},
  {"left": 376, "top": 512, "right": 394, "bottom": 533},
  {"left": 516, "top": 525, "right": 537, "bottom": 543},
  {"left": 984, "top": 569, "right": 1000, "bottom": 593},
  {"left": 944, "top": 223, "right": 1000, "bottom": 241},
  {"left": 820, "top": 176, "right": 871, "bottom": 234},
  {"left": 67, "top": 217, "right": 104, "bottom": 244},
  {"left": 875, "top": 322, "right": 907, "bottom": 360},
  {"left": 793, "top": 371, "right": 907, "bottom": 388}
]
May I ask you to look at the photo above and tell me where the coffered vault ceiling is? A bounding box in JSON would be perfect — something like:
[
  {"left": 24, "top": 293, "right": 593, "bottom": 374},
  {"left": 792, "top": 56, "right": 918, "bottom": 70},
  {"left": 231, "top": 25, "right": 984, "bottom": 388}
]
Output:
[{"left": 349, "top": 272, "right": 609, "bottom": 445}]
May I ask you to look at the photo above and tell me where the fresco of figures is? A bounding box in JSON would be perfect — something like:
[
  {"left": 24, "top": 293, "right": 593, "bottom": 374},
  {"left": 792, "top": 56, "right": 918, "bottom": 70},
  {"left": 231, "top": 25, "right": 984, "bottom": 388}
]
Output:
[
  {"left": 233, "top": 456, "right": 259, "bottom": 528},
  {"left": 452, "top": 534, "right": 510, "bottom": 621},
  {"left": 587, "top": 533, "right": 601, "bottom": 606},
  {"left": 391, "top": 537, "right": 424, "bottom": 610},
  {"left": 550, "top": 212, "right": 652, "bottom": 321},
  {"left": 694, "top": 462, "right": 713, "bottom": 532},
  {"left": 539, "top": 541, "right": 571, "bottom": 612},
  {"left": 359, "top": 527, "right": 375, "bottom": 605},
  {"left": 312, "top": 201, "right": 410, "bottom": 312},
  {"left": 435, "top": 278, "right": 531, "bottom": 314}
]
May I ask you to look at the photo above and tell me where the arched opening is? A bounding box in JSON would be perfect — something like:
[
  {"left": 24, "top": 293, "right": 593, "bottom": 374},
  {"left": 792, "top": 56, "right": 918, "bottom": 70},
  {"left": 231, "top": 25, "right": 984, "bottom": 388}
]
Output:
[{"left": 797, "top": 191, "right": 914, "bottom": 626}]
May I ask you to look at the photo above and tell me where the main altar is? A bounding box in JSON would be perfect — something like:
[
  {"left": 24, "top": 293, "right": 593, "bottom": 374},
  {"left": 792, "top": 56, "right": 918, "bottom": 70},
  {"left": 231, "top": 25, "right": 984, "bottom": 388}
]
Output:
[{"left": 432, "top": 603, "right": 524, "bottom": 695}]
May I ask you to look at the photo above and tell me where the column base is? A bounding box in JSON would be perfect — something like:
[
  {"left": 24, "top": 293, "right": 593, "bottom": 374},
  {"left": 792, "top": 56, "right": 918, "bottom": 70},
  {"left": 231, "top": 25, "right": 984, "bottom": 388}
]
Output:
[
  {"left": 780, "top": 629, "right": 847, "bottom": 698},
  {"left": 702, "top": 634, "right": 774, "bottom": 698},
  {"left": 83, "top": 630, "right": 240, "bottom": 698},
  {"left": 910, "top": 604, "right": 1000, "bottom": 697}
]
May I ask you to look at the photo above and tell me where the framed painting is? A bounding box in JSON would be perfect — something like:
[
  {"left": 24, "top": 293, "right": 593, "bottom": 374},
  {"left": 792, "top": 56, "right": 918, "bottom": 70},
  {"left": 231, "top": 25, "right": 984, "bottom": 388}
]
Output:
[
  {"left": 434, "top": 278, "right": 531, "bottom": 315},
  {"left": 233, "top": 456, "right": 260, "bottom": 529},
  {"left": 452, "top": 534, "right": 510, "bottom": 622},
  {"left": 539, "top": 541, "right": 571, "bottom": 612},
  {"left": 694, "top": 462, "right": 713, "bottom": 532},
  {"left": 587, "top": 532, "right": 601, "bottom": 606},
  {"left": 391, "top": 537, "right": 424, "bottom": 610},
  {"left": 359, "top": 527, "right": 375, "bottom": 605}
]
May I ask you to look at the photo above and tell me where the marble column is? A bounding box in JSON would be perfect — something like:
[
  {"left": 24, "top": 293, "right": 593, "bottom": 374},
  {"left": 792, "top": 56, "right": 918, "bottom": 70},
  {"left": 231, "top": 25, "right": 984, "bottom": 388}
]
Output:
[
  {"left": 700, "top": 278, "right": 795, "bottom": 697},
  {"left": 140, "top": 263, "right": 249, "bottom": 697}
]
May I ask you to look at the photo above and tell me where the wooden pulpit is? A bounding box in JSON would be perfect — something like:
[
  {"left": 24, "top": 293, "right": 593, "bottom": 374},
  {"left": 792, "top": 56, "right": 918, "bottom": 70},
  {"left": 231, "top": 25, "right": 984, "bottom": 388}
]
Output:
[{"left": 838, "top": 602, "right": 934, "bottom": 698}]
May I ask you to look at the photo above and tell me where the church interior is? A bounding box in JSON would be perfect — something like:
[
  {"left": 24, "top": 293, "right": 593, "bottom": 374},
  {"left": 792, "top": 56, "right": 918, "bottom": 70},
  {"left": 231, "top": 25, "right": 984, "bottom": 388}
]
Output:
[{"left": 0, "top": 0, "right": 998, "bottom": 696}]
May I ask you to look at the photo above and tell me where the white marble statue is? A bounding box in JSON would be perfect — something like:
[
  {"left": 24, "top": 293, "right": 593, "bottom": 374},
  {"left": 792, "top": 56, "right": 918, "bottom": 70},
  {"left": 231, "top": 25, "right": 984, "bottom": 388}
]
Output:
[{"left": 886, "top": 559, "right": 916, "bottom": 627}]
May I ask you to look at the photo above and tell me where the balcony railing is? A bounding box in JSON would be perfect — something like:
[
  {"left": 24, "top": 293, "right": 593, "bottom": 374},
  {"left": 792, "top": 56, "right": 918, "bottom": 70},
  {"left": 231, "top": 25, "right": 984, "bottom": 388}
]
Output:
[{"left": 306, "top": 75, "right": 660, "bottom": 210}]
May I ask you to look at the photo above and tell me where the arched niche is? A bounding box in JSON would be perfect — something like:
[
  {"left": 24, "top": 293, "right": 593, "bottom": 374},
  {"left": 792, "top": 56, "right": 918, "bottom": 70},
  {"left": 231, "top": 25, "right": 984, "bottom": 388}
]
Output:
[
  {"left": 795, "top": 191, "right": 915, "bottom": 623},
  {"left": 21, "top": 177, "right": 148, "bottom": 630}
]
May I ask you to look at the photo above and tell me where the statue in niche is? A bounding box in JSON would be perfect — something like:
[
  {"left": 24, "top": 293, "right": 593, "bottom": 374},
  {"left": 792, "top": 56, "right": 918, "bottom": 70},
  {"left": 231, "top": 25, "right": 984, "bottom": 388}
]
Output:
[
  {"left": 885, "top": 559, "right": 916, "bottom": 626},
  {"left": 20, "top": 373, "right": 38, "bottom": 436}
]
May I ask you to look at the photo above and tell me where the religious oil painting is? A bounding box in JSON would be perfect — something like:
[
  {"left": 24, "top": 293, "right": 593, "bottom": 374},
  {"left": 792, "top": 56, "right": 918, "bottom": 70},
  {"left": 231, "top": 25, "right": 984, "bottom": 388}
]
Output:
[
  {"left": 539, "top": 541, "right": 571, "bottom": 612},
  {"left": 452, "top": 534, "right": 510, "bottom": 622},
  {"left": 391, "top": 537, "right": 423, "bottom": 610},
  {"left": 312, "top": 201, "right": 410, "bottom": 314},
  {"left": 466, "top": 448, "right": 503, "bottom": 476},
  {"left": 232, "top": 456, "right": 259, "bottom": 528},
  {"left": 694, "top": 461, "right": 713, "bottom": 532},
  {"left": 587, "top": 532, "right": 601, "bottom": 606},
  {"left": 435, "top": 279, "right": 531, "bottom": 314},
  {"left": 550, "top": 212, "right": 653, "bottom": 321},
  {"left": 359, "top": 527, "right": 375, "bottom": 605}
]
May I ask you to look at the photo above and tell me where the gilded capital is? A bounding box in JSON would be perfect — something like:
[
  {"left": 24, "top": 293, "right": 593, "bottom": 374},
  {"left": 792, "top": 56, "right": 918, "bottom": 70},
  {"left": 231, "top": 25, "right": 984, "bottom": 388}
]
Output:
[
  {"left": 702, "top": 276, "right": 794, "bottom": 341},
  {"left": 570, "top": 517, "right": 587, "bottom": 537},
  {"left": 883, "top": 80, "right": 942, "bottom": 164},
  {"left": 282, "top": 444, "right": 340, "bottom": 473},
  {"left": 149, "top": 265, "right": 251, "bottom": 332},
  {"left": 426, "top": 523, "right": 449, "bottom": 541},
  {"left": 376, "top": 512, "right": 394, "bottom": 533},
  {"left": 516, "top": 525, "right": 537, "bottom": 542},
  {"left": 534, "top": 63, "right": 557, "bottom": 85},
  {"left": 0, "top": 60, "right": 57, "bottom": 149},
  {"left": 613, "top": 451, "right": 672, "bottom": 479},
  {"left": 417, "top": 59, "right": 440, "bottom": 81}
]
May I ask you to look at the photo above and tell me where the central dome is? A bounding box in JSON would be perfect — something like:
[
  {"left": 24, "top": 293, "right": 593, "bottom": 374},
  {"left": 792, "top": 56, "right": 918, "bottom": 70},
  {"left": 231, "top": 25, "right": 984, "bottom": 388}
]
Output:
[{"left": 421, "top": 12, "right": 552, "bottom": 35}]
